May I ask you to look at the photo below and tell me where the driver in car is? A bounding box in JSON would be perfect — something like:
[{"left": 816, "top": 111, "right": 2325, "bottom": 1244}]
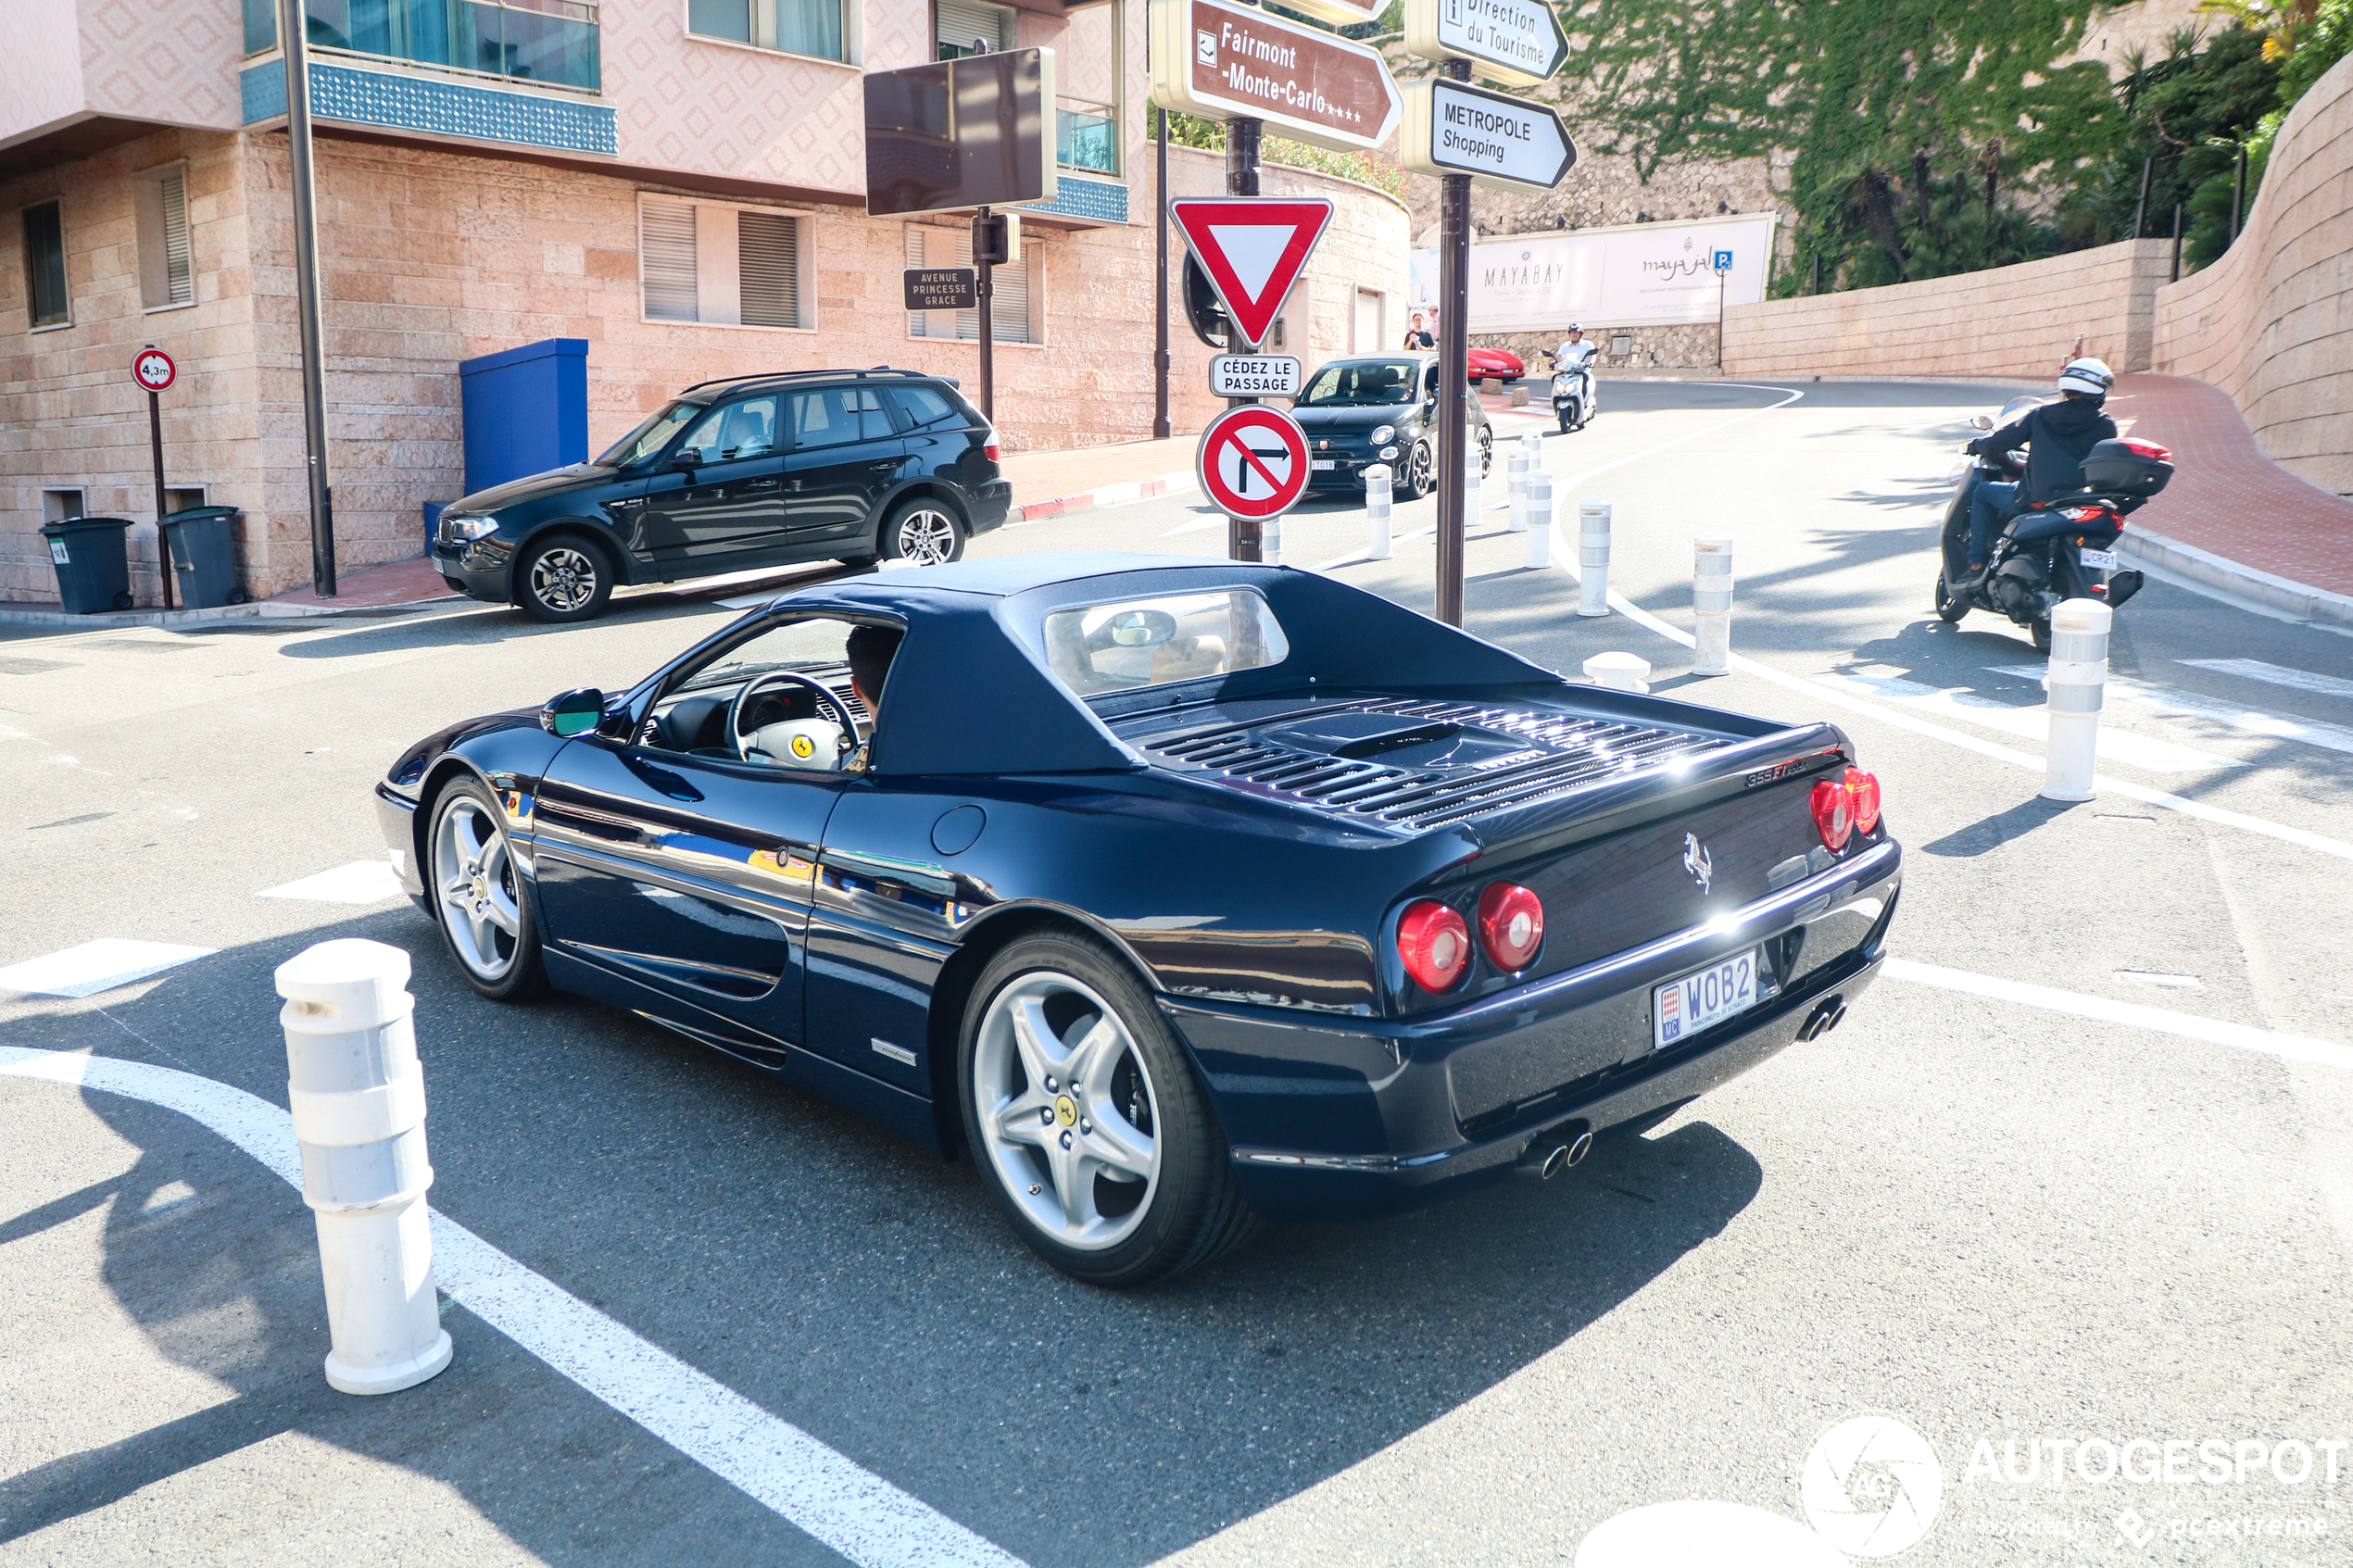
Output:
[{"left": 738, "top": 622, "right": 900, "bottom": 772}]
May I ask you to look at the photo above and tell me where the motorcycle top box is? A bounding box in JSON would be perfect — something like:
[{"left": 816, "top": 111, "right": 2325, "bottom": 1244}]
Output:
[{"left": 2079, "top": 438, "right": 2173, "bottom": 498}]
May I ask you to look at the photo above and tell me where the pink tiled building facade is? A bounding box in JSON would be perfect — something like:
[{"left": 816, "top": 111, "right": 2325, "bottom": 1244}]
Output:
[{"left": 0, "top": 0, "right": 1408, "bottom": 604}]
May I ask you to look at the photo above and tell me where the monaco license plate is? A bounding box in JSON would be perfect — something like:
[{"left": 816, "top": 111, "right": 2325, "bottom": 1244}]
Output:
[
  {"left": 2081, "top": 547, "right": 2120, "bottom": 571},
  {"left": 1654, "top": 947, "right": 1758, "bottom": 1049},
  {"left": 1310, "top": 459, "right": 1337, "bottom": 470}
]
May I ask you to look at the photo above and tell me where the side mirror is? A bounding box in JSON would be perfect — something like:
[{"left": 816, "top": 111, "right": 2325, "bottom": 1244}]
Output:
[
  {"left": 541, "top": 687, "right": 607, "bottom": 738},
  {"left": 1969, "top": 414, "right": 1994, "bottom": 431},
  {"left": 670, "top": 448, "right": 704, "bottom": 470}
]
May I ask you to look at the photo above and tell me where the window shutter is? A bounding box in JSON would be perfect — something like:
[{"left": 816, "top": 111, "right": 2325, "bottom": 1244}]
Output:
[
  {"left": 737, "top": 210, "right": 799, "bottom": 328},
  {"left": 159, "top": 169, "right": 192, "bottom": 307},
  {"left": 921, "top": 228, "right": 1033, "bottom": 345},
  {"left": 905, "top": 225, "right": 932, "bottom": 337},
  {"left": 936, "top": 0, "right": 1007, "bottom": 54},
  {"left": 640, "top": 199, "right": 698, "bottom": 321}
]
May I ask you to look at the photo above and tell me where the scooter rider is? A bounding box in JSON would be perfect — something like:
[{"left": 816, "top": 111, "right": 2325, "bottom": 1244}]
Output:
[
  {"left": 1551, "top": 323, "right": 1599, "bottom": 416},
  {"left": 1958, "top": 357, "right": 2118, "bottom": 589}
]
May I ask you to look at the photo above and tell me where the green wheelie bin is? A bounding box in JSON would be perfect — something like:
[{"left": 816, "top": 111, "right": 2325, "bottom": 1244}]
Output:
[{"left": 40, "top": 517, "right": 136, "bottom": 613}]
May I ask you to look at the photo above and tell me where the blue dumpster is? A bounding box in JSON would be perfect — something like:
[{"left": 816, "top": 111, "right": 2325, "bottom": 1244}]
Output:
[{"left": 457, "top": 338, "right": 588, "bottom": 495}]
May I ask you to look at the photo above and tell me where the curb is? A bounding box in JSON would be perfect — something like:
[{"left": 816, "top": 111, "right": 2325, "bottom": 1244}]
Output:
[
  {"left": 1008, "top": 469, "right": 1197, "bottom": 522},
  {"left": 0, "top": 594, "right": 463, "bottom": 629},
  {"left": 2120, "top": 526, "right": 2353, "bottom": 627}
]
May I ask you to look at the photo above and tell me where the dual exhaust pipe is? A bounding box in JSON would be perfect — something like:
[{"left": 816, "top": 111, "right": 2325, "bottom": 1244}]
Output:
[
  {"left": 1516, "top": 1122, "right": 1593, "bottom": 1181},
  {"left": 1517, "top": 994, "right": 1850, "bottom": 1182}
]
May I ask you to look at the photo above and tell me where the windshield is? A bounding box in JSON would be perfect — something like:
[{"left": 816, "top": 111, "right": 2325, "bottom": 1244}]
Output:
[
  {"left": 1043, "top": 590, "right": 1291, "bottom": 696},
  {"left": 1296, "top": 360, "right": 1419, "bottom": 408},
  {"left": 597, "top": 399, "right": 708, "bottom": 467}
]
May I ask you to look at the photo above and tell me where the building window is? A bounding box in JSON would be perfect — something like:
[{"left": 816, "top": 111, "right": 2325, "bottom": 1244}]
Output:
[
  {"left": 22, "top": 201, "right": 69, "bottom": 330},
  {"left": 166, "top": 486, "right": 209, "bottom": 514},
  {"left": 640, "top": 197, "right": 810, "bottom": 330},
  {"left": 904, "top": 224, "right": 1037, "bottom": 344},
  {"left": 246, "top": 1, "right": 602, "bottom": 93},
  {"left": 43, "top": 490, "right": 87, "bottom": 522},
  {"left": 934, "top": 0, "right": 1009, "bottom": 57},
  {"left": 134, "top": 166, "right": 195, "bottom": 311},
  {"left": 1051, "top": 0, "right": 1120, "bottom": 176},
  {"left": 690, "top": 0, "right": 847, "bottom": 63}
]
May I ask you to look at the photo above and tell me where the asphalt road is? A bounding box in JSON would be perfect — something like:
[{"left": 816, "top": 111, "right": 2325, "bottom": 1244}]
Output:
[{"left": 4, "top": 380, "right": 2350, "bottom": 1567}]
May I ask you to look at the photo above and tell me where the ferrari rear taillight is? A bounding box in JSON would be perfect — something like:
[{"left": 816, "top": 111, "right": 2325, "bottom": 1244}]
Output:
[
  {"left": 1476, "top": 882, "right": 1545, "bottom": 972},
  {"left": 1844, "top": 767, "right": 1882, "bottom": 834},
  {"left": 1811, "top": 778, "right": 1855, "bottom": 851},
  {"left": 1397, "top": 900, "right": 1471, "bottom": 993}
]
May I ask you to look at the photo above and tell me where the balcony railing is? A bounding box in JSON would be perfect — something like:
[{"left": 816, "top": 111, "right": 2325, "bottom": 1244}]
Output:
[
  {"left": 245, "top": 0, "right": 601, "bottom": 94},
  {"left": 1057, "top": 97, "right": 1117, "bottom": 176}
]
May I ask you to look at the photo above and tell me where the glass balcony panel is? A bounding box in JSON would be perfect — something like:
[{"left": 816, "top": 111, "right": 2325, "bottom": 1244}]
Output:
[{"left": 1056, "top": 102, "right": 1117, "bottom": 175}]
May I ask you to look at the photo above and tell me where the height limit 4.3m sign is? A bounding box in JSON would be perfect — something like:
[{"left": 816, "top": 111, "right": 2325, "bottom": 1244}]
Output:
[{"left": 1400, "top": 77, "right": 1576, "bottom": 192}]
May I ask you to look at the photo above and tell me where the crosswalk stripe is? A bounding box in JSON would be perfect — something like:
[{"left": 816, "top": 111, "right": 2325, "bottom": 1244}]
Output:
[{"left": 2178, "top": 657, "right": 2353, "bottom": 702}]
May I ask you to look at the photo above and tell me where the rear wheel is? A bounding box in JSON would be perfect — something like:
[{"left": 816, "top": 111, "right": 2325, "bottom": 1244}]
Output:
[
  {"left": 880, "top": 500, "right": 964, "bottom": 567},
  {"left": 2030, "top": 615, "right": 2053, "bottom": 655},
  {"left": 1932, "top": 571, "right": 1969, "bottom": 623},
  {"left": 515, "top": 534, "right": 613, "bottom": 622},
  {"left": 1478, "top": 429, "right": 1493, "bottom": 476},
  {"left": 958, "top": 931, "right": 1260, "bottom": 1286}
]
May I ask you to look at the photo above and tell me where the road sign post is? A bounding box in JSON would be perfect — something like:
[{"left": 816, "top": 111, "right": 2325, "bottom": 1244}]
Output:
[
  {"left": 1400, "top": 8, "right": 1573, "bottom": 626},
  {"left": 1714, "top": 248, "right": 1732, "bottom": 370},
  {"left": 133, "top": 346, "right": 177, "bottom": 608}
]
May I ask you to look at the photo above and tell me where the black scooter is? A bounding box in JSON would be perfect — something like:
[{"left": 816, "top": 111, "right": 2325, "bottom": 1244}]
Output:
[{"left": 1934, "top": 413, "right": 2171, "bottom": 652}]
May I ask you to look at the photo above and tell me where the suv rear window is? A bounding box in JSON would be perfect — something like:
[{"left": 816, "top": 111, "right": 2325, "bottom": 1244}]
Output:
[{"left": 889, "top": 384, "right": 966, "bottom": 431}]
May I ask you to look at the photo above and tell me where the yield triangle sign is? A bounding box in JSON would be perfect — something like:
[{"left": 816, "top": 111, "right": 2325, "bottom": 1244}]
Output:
[{"left": 1171, "top": 198, "right": 1332, "bottom": 351}]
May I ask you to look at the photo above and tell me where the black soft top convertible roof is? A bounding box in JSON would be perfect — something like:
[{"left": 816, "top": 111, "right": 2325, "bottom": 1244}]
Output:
[{"left": 758, "top": 553, "right": 1565, "bottom": 777}]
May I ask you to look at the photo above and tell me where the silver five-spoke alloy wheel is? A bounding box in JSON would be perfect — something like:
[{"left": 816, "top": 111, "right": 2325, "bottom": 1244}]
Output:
[
  {"left": 434, "top": 795, "right": 523, "bottom": 982},
  {"left": 529, "top": 546, "right": 599, "bottom": 613},
  {"left": 973, "top": 972, "right": 1162, "bottom": 1250},
  {"left": 892, "top": 508, "right": 960, "bottom": 566}
]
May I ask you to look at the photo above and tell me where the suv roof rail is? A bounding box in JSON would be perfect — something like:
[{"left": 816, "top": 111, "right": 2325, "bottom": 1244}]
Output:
[{"left": 679, "top": 367, "right": 926, "bottom": 395}]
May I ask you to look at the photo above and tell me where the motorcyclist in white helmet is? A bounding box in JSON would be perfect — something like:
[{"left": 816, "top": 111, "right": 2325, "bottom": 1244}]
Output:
[
  {"left": 1957, "top": 357, "right": 2118, "bottom": 590},
  {"left": 1550, "top": 322, "right": 1599, "bottom": 420}
]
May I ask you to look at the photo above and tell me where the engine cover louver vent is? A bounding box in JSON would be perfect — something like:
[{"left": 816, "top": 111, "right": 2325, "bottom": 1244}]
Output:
[{"left": 1141, "top": 699, "right": 1729, "bottom": 831}]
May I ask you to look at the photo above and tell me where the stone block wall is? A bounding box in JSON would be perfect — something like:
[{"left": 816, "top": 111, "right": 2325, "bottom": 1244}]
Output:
[
  {"left": 1, "top": 132, "right": 1406, "bottom": 605},
  {"left": 2152, "top": 51, "right": 2353, "bottom": 497},
  {"left": 1720, "top": 240, "right": 2173, "bottom": 382}
]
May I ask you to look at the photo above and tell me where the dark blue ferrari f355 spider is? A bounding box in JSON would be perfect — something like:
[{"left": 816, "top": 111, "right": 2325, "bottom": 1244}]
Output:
[{"left": 378, "top": 553, "right": 1901, "bottom": 1284}]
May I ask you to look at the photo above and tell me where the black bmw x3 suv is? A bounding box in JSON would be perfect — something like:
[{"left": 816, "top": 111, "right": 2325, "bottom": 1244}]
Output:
[{"left": 433, "top": 367, "right": 1012, "bottom": 621}]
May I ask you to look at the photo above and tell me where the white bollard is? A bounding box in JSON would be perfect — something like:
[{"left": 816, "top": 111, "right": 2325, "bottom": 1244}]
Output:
[
  {"left": 2040, "top": 597, "right": 2112, "bottom": 801},
  {"left": 1577, "top": 501, "right": 1612, "bottom": 618},
  {"left": 1364, "top": 464, "right": 1392, "bottom": 560},
  {"left": 1692, "top": 535, "right": 1735, "bottom": 676},
  {"left": 1505, "top": 447, "right": 1529, "bottom": 533},
  {"left": 1464, "top": 426, "right": 1481, "bottom": 527},
  {"left": 1263, "top": 514, "right": 1283, "bottom": 567},
  {"left": 1525, "top": 470, "right": 1554, "bottom": 570},
  {"left": 1584, "top": 652, "right": 1652, "bottom": 692},
  {"left": 278, "top": 939, "right": 453, "bottom": 1397},
  {"left": 1523, "top": 429, "right": 1541, "bottom": 464}
]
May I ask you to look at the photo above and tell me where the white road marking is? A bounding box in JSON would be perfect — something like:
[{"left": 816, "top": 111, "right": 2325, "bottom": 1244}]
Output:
[
  {"left": 1882, "top": 959, "right": 2353, "bottom": 1071},
  {"left": 2180, "top": 657, "right": 2353, "bottom": 702},
  {"left": 1539, "top": 512, "right": 2353, "bottom": 863},
  {"left": 0, "top": 1047, "right": 1029, "bottom": 1568},
  {"left": 1990, "top": 664, "right": 2353, "bottom": 757},
  {"left": 258, "top": 859, "right": 408, "bottom": 906},
  {"left": 1830, "top": 670, "right": 2244, "bottom": 772},
  {"left": 0, "top": 939, "right": 216, "bottom": 998}
]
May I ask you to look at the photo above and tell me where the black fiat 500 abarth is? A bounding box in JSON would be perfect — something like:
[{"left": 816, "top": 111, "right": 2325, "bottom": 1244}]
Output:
[{"left": 431, "top": 367, "right": 1013, "bottom": 621}]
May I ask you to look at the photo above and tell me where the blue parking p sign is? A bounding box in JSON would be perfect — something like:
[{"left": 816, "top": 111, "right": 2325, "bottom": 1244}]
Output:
[{"left": 1713, "top": 249, "right": 1734, "bottom": 271}]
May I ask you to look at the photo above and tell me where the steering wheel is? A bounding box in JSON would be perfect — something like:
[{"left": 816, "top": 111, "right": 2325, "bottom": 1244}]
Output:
[{"left": 727, "top": 671, "right": 860, "bottom": 765}]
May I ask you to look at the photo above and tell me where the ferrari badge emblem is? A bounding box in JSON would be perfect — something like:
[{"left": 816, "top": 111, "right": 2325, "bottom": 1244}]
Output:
[
  {"left": 1054, "top": 1095, "right": 1077, "bottom": 1126},
  {"left": 789, "top": 734, "right": 815, "bottom": 759},
  {"left": 1681, "top": 832, "right": 1713, "bottom": 894}
]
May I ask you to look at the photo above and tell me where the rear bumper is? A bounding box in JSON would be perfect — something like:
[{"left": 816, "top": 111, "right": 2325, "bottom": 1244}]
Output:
[
  {"left": 1167, "top": 839, "right": 1902, "bottom": 1221},
  {"left": 968, "top": 480, "right": 1012, "bottom": 534}
]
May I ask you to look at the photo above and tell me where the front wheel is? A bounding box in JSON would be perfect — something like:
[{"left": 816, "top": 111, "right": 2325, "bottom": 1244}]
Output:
[
  {"left": 1932, "top": 571, "right": 1969, "bottom": 623},
  {"left": 1557, "top": 404, "right": 1575, "bottom": 434},
  {"left": 880, "top": 500, "right": 964, "bottom": 567},
  {"left": 515, "top": 534, "right": 613, "bottom": 623},
  {"left": 1398, "top": 440, "right": 1434, "bottom": 501},
  {"left": 959, "top": 931, "right": 1260, "bottom": 1286},
  {"left": 428, "top": 779, "right": 547, "bottom": 1001},
  {"left": 1478, "top": 430, "right": 1493, "bottom": 476}
]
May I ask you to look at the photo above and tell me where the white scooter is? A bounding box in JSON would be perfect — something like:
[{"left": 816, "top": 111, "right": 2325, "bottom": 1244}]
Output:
[{"left": 1547, "top": 351, "right": 1596, "bottom": 433}]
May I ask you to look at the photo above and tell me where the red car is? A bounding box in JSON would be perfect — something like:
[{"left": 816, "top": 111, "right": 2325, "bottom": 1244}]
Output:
[{"left": 1467, "top": 346, "right": 1525, "bottom": 383}]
